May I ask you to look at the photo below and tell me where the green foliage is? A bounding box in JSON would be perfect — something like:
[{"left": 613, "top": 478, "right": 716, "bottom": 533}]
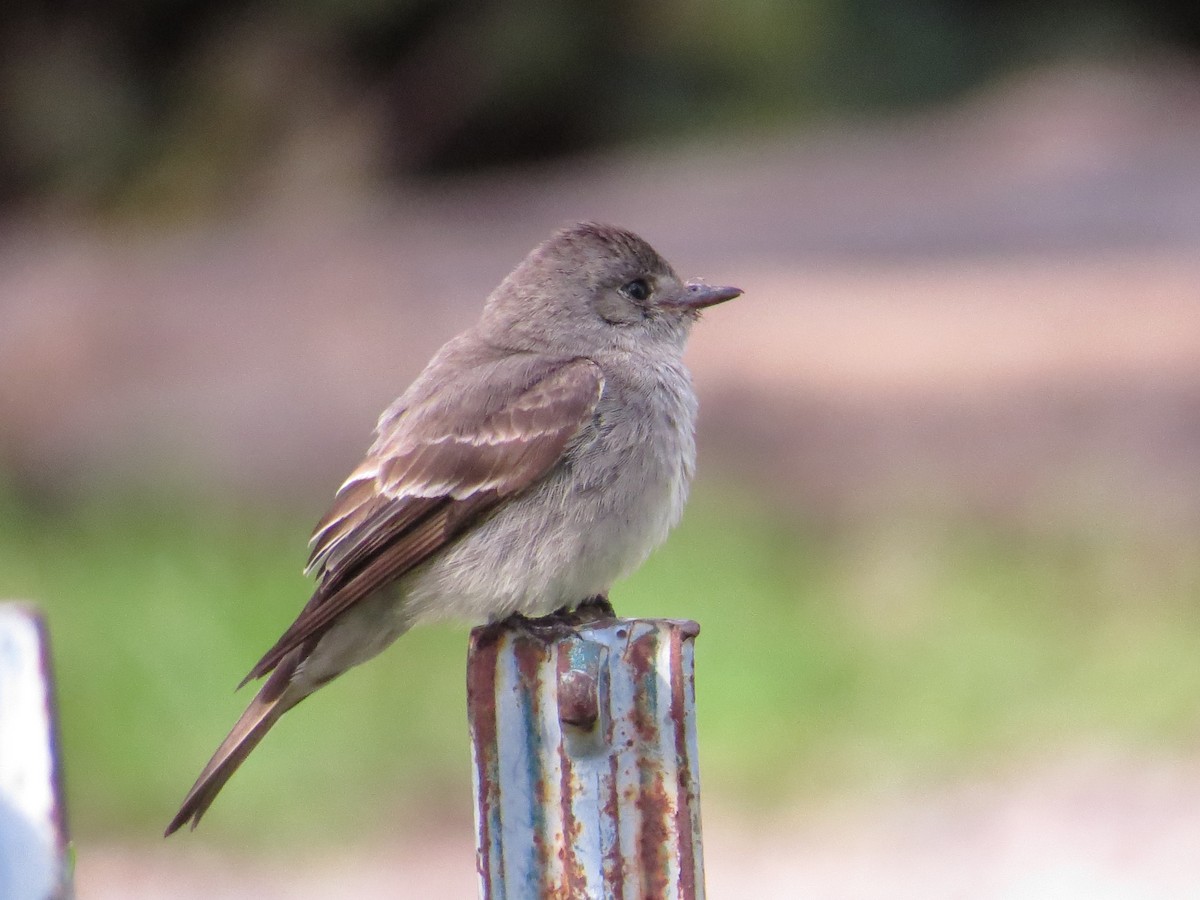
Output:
[{"left": 1, "top": 481, "right": 1197, "bottom": 845}]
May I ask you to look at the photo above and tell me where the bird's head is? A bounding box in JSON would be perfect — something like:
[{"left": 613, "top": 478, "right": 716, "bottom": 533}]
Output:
[{"left": 481, "top": 222, "right": 741, "bottom": 357}]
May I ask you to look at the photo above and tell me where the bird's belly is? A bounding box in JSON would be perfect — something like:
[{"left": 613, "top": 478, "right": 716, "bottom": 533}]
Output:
[{"left": 405, "top": 443, "right": 690, "bottom": 622}]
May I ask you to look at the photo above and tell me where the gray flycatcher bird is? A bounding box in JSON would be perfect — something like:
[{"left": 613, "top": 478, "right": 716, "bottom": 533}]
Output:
[{"left": 165, "top": 222, "right": 741, "bottom": 835}]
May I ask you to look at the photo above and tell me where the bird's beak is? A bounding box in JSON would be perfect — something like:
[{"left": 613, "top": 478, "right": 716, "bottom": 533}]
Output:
[{"left": 666, "top": 281, "right": 743, "bottom": 311}]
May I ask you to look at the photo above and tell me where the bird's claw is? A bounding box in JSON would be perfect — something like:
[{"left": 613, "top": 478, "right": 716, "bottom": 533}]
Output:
[{"left": 497, "top": 595, "right": 617, "bottom": 641}]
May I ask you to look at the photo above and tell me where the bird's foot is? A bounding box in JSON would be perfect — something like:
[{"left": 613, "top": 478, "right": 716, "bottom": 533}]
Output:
[
  {"left": 570, "top": 594, "right": 616, "bottom": 623},
  {"left": 546, "top": 594, "right": 616, "bottom": 625},
  {"left": 497, "top": 595, "right": 616, "bottom": 642}
]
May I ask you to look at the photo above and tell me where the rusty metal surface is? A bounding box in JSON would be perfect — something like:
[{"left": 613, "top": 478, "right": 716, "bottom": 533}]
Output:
[
  {"left": 0, "top": 603, "right": 73, "bottom": 900},
  {"left": 468, "top": 618, "right": 704, "bottom": 900}
]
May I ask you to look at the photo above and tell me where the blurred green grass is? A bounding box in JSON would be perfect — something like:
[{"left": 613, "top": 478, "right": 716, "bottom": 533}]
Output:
[{"left": 1, "top": 480, "right": 1198, "bottom": 846}]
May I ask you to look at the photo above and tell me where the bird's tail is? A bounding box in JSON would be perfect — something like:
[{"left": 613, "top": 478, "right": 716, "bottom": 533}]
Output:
[{"left": 165, "top": 650, "right": 306, "bottom": 836}]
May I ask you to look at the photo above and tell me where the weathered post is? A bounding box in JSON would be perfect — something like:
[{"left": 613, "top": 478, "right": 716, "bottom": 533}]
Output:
[
  {"left": 467, "top": 617, "right": 704, "bottom": 900},
  {"left": 0, "top": 603, "right": 72, "bottom": 900}
]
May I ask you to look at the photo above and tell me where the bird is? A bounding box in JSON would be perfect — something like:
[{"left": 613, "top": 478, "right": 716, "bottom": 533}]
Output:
[{"left": 165, "top": 222, "right": 741, "bottom": 834}]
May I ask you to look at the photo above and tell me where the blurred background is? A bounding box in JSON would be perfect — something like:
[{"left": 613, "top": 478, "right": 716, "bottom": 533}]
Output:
[{"left": 2, "top": 0, "right": 1200, "bottom": 896}]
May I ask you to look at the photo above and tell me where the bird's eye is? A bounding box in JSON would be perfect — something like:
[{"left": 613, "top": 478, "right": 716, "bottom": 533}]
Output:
[{"left": 622, "top": 278, "right": 650, "bottom": 302}]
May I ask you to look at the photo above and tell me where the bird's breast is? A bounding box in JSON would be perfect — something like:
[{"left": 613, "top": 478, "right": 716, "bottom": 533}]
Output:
[{"left": 550, "top": 356, "right": 698, "bottom": 590}]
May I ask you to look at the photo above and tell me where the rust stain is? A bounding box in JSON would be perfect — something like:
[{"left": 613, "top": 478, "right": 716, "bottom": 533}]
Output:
[
  {"left": 557, "top": 647, "right": 586, "bottom": 896},
  {"left": 627, "top": 630, "right": 656, "bottom": 681},
  {"left": 628, "top": 631, "right": 660, "bottom": 743},
  {"left": 603, "top": 750, "right": 625, "bottom": 900},
  {"left": 636, "top": 767, "right": 672, "bottom": 899},
  {"left": 670, "top": 629, "right": 698, "bottom": 899},
  {"left": 515, "top": 635, "right": 582, "bottom": 900},
  {"left": 466, "top": 627, "right": 500, "bottom": 896},
  {"left": 603, "top": 668, "right": 626, "bottom": 900},
  {"left": 466, "top": 628, "right": 500, "bottom": 758},
  {"left": 513, "top": 635, "right": 555, "bottom": 891},
  {"left": 514, "top": 632, "right": 547, "bottom": 686},
  {"left": 631, "top": 629, "right": 670, "bottom": 898}
]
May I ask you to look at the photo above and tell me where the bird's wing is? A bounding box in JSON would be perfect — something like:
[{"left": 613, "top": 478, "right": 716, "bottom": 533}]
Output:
[{"left": 241, "top": 355, "right": 604, "bottom": 684}]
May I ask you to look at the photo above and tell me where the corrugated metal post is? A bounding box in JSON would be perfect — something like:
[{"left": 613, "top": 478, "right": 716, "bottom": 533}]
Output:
[
  {"left": 468, "top": 617, "right": 704, "bottom": 900},
  {"left": 0, "top": 603, "right": 72, "bottom": 900}
]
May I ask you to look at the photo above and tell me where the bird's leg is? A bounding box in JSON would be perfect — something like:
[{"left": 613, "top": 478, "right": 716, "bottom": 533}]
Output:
[
  {"left": 545, "top": 594, "right": 615, "bottom": 625},
  {"left": 572, "top": 594, "right": 616, "bottom": 622}
]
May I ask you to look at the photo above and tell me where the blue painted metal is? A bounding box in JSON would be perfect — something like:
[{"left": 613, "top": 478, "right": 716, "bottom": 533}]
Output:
[
  {"left": 0, "top": 603, "right": 72, "bottom": 900},
  {"left": 468, "top": 617, "right": 704, "bottom": 899}
]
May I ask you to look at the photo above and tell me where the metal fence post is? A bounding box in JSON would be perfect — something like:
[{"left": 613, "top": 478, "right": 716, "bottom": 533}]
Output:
[
  {"left": 467, "top": 617, "right": 705, "bottom": 900},
  {"left": 0, "top": 603, "right": 72, "bottom": 900}
]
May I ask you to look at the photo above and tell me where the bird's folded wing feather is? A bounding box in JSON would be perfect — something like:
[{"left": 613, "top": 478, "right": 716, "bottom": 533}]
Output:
[{"left": 242, "top": 355, "right": 604, "bottom": 684}]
